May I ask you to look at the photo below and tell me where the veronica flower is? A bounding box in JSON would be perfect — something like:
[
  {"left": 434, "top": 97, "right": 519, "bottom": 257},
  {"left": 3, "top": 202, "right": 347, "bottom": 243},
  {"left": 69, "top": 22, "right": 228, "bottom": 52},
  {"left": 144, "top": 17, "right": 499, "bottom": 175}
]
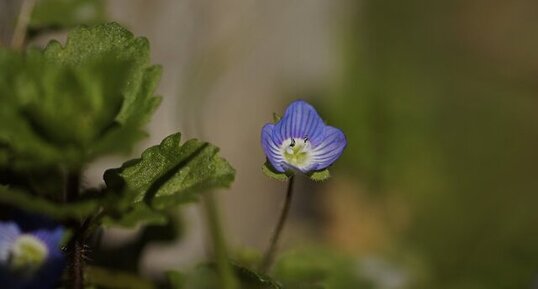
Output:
[
  {"left": 0, "top": 221, "right": 65, "bottom": 289},
  {"left": 261, "top": 100, "right": 346, "bottom": 174}
]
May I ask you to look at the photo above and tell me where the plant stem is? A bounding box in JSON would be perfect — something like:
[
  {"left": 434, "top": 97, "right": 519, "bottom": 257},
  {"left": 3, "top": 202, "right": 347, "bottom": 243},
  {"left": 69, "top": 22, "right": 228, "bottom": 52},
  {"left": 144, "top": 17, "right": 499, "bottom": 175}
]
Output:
[
  {"left": 69, "top": 236, "right": 84, "bottom": 289},
  {"left": 203, "top": 192, "right": 238, "bottom": 289},
  {"left": 65, "top": 169, "right": 84, "bottom": 289},
  {"left": 11, "top": 0, "right": 36, "bottom": 50},
  {"left": 260, "top": 175, "right": 295, "bottom": 273}
]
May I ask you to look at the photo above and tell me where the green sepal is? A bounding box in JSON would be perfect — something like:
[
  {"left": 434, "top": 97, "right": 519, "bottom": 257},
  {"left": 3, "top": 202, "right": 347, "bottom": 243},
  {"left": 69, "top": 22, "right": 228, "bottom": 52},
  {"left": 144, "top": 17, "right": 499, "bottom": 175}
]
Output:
[
  {"left": 262, "top": 161, "right": 291, "bottom": 182},
  {"left": 262, "top": 161, "right": 331, "bottom": 182},
  {"left": 272, "top": 113, "right": 282, "bottom": 123},
  {"left": 307, "top": 169, "right": 331, "bottom": 182}
]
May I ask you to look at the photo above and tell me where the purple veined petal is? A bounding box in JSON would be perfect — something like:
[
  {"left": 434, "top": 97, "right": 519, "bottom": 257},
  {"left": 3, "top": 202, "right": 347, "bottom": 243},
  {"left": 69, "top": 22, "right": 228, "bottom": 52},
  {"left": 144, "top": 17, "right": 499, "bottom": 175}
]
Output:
[
  {"left": 273, "top": 100, "right": 325, "bottom": 146},
  {"left": 0, "top": 222, "right": 21, "bottom": 263},
  {"left": 310, "top": 125, "right": 347, "bottom": 170},
  {"left": 261, "top": 124, "right": 286, "bottom": 172}
]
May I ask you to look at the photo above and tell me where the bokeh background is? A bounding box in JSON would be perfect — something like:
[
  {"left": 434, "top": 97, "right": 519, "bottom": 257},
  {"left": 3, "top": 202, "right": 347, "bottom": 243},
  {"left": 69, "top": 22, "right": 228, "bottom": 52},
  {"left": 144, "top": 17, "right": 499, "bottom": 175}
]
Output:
[{"left": 2, "top": 1, "right": 538, "bottom": 288}]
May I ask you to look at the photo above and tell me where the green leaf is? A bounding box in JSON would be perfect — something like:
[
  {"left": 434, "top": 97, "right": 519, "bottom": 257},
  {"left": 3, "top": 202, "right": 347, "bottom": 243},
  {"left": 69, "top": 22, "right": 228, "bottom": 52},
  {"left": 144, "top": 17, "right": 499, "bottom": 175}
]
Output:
[
  {"left": 30, "top": 0, "right": 106, "bottom": 29},
  {"left": 0, "top": 23, "right": 161, "bottom": 169},
  {"left": 42, "top": 22, "right": 162, "bottom": 130},
  {"left": 231, "top": 263, "right": 283, "bottom": 289},
  {"left": 307, "top": 169, "right": 331, "bottom": 182},
  {"left": 0, "top": 186, "right": 99, "bottom": 220},
  {"left": 103, "top": 133, "right": 235, "bottom": 227},
  {"left": 262, "top": 161, "right": 290, "bottom": 182}
]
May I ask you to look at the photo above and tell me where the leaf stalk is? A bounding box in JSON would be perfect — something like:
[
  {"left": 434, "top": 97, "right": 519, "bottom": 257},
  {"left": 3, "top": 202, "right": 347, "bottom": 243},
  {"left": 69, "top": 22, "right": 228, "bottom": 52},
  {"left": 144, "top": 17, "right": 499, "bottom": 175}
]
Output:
[{"left": 203, "top": 192, "right": 238, "bottom": 289}]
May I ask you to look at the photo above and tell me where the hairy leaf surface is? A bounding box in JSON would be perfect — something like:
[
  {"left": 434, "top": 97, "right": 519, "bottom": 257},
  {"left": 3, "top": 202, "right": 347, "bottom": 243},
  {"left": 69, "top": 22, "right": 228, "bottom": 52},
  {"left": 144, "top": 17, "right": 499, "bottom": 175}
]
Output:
[{"left": 103, "top": 133, "right": 235, "bottom": 227}]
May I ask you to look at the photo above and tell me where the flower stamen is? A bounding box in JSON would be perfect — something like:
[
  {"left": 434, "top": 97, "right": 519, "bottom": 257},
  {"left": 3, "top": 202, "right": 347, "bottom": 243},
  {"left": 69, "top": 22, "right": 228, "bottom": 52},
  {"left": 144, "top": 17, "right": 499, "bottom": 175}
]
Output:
[
  {"left": 281, "top": 138, "right": 312, "bottom": 170},
  {"left": 8, "top": 235, "right": 49, "bottom": 273}
]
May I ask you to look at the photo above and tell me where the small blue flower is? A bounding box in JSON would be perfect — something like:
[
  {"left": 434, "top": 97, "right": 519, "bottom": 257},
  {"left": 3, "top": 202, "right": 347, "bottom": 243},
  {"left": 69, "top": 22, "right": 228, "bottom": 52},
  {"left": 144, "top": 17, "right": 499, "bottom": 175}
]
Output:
[
  {"left": 0, "top": 221, "right": 65, "bottom": 289},
  {"left": 261, "top": 100, "right": 346, "bottom": 173}
]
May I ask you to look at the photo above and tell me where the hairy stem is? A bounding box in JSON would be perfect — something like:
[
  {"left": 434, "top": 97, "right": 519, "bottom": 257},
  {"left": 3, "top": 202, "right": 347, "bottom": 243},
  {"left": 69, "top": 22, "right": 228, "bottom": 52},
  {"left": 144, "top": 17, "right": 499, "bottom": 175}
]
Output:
[
  {"left": 260, "top": 175, "right": 296, "bottom": 273},
  {"left": 203, "top": 192, "right": 238, "bottom": 289},
  {"left": 11, "top": 0, "right": 36, "bottom": 50},
  {"left": 65, "top": 170, "right": 84, "bottom": 289},
  {"left": 69, "top": 236, "right": 84, "bottom": 289}
]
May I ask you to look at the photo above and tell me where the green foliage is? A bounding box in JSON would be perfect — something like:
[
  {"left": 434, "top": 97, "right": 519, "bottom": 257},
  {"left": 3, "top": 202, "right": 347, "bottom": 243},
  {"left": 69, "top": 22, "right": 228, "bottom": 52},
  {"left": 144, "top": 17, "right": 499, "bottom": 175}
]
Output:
[
  {"left": 231, "top": 263, "right": 282, "bottom": 289},
  {"left": 168, "top": 264, "right": 282, "bottom": 289},
  {"left": 171, "top": 248, "right": 366, "bottom": 289},
  {"left": 174, "top": 265, "right": 220, "bottom": 289},
  {"left": 0, "top": 186, "right": 98, "bottom": 220},
  {"left": 0, "top": 20, "right": 241, "bottom": 289},
  {"left": 86, "top": 266, "right": 156, "bottom": 289},
  {"left": 31, "top": 0, "right": 106, "bottom": 29},
  {"left": 0, "top": 23, "right": 161, "bottom": 170},
  {"left": 41, "top": 22, "right": 162, "bottom": 142},
  {"left": 272, "top": 248, "right": 372, "bottom": 289},
  {"left": 103, "top": 133, "right": 235, "bottom": 227}
]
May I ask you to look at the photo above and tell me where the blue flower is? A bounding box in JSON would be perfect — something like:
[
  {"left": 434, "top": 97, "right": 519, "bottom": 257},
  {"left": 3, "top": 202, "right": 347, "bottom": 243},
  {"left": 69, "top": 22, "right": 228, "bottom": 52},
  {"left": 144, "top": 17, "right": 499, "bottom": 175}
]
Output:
[
  {"left": 0, "top": 221, "right": 65, "bottom": 289},
  {"left": 261, "top": 100, "right": 346, "bottom": 174}
]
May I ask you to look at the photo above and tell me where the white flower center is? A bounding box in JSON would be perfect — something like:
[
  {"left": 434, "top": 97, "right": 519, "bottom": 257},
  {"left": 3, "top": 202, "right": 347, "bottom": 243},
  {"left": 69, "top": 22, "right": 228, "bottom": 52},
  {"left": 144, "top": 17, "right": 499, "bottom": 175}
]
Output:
[
  {"left": 280, "top": 137, "right": 313, "bottom": 170},
  {"left": 9, "top": 235, "right": 48, "bottom": 272}
]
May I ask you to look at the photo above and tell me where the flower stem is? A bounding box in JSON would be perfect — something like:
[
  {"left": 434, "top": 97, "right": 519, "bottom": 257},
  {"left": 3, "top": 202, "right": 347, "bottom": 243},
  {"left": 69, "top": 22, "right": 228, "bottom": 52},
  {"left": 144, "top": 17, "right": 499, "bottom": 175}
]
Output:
[
  {"left": 11, "top": 0, "right": 36, "bottom": 50},
  {"left": 260, "top": 175, "right": 295, "bottom": 273},
  {"left": 65, "top": 169, "right": 84, "bottom": 289},
  {"left": 202, "top": 192, "right": 238, "bottom": 289}
]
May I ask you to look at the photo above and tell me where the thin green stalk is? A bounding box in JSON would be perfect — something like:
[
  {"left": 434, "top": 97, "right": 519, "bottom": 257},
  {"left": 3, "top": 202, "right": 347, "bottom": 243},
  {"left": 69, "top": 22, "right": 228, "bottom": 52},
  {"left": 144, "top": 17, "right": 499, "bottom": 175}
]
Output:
[
  {"left": 260, "top": 175, "right": 295, "bottom": 273},
  {"left": 203, "top": 192, "right": 238, "bottom": 289}
]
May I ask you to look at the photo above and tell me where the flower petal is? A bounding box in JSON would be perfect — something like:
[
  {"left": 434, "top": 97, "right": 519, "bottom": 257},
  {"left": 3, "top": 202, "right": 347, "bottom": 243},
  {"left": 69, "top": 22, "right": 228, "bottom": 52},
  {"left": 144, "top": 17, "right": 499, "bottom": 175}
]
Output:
[
  {"left": 310, "top": 126, "right": 347, "bottom": 170},
  {"left": 32, "top": 228, "right": 64, "bottom": 259},
  {"left": 27, "top": 228, "right": 65, "bottom": 289},
  {"left": 273, "top": 100, "right": 325, "bottom": 146},
  {"left": 261, "top": 124, "right": 286, "bottom": 172},
  {"left": 0, "top": 222, "right": 21, "bottom": 263}
]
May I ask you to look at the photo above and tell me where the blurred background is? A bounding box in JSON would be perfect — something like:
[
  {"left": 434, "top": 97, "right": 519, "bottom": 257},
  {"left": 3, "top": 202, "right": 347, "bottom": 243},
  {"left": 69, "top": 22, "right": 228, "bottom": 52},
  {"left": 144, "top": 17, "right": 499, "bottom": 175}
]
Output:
[{"left": 2, "top": 1, "right": 538, "bottom": 288}]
